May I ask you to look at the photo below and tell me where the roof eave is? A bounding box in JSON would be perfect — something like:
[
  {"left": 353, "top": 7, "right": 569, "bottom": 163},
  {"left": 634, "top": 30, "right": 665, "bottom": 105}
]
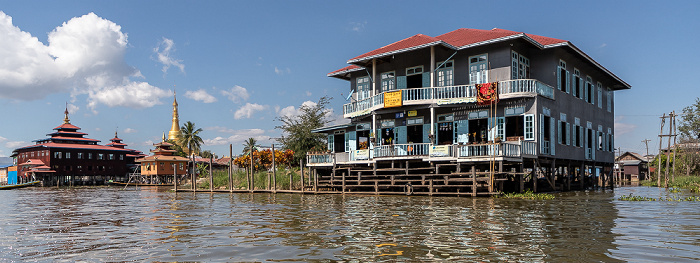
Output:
[{"left": 347, "top": 41, "right": 452, "bottom": 64}]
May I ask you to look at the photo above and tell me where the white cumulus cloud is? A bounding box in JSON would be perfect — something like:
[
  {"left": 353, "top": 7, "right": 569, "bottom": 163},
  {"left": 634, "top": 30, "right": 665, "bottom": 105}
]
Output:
[
  {"left": 614, "top": 116, "right": 636, "bottom": 136},
  {"left": 0, "top": 12, "right": 169, "bottom": 111},
  {"left": 123, "top": 128, "right": 137, "bottom": 134},
  {"left": 5, "top": 140, "right": 27, "bottom": 149},
  {"left": 274, "top": 67, "right": 291, "bottom": 75},
  {"left": 221, "top": 85, "right": 250, "bottom": 103},
  {"left": 277, "top": 100, "right": 317, "bottom": 118},
  {"left": 203, "top": 128, "right": 270, "bottom": 146},
  {"left": 154, "top": 37, "right": 185, "bottom": 74},
  {"left": 234, "top": 103, "right": 267, "bottom": 119},
  {"left": 185, "top": 89, "right": 217, "bottom": 103}
]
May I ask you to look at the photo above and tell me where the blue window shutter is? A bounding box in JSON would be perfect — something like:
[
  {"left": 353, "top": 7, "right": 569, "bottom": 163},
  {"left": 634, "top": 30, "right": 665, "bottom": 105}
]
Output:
[
  {"left": 422, "top": 72, "right": 431, "bottom": 87},
  {"left": 566, "top": 123, "right": 571, "bottom": 145},
  {"left": 557, "top": 68, "right": 561, "bottom": 91},
  {"left": 423, "top": 124, "right": 431, "bottom": 144},
  {"left": 592, "top": 131, "right": 596, "bottom": 160},
  {"left": 455, "top": 120, "right": 469, "bottom": 144},
  {"left": 550, "top": 118, "right": 556, "bottom": 156},
  {"left": 558, "top": 121, "right": 562, "bottom": 144},
  {"left": 376, "top": 129, "right": 382, "bottom": 146},
  {"left": 565, "top": 71, "right": 570, "bottom": 93},
  {"left": 397, "top": 76, "right": 407, "bottom": 89},
  {"left": 395, "top": 126, "right": 407, "bottom": 144},
  {"left": 348, "top": 131, "right": 356, "bottom": 152},
  {"left": 327, "top": 134, "right": 333, "bottom": 152}
]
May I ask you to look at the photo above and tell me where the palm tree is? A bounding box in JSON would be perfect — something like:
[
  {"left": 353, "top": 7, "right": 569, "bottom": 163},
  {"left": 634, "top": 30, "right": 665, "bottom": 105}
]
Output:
[
  {"left": 242, "top": 137, "right": 259, "bottom": 155},
  {"left": 178, "top": 121, "right": 203, "bottom": 187}
]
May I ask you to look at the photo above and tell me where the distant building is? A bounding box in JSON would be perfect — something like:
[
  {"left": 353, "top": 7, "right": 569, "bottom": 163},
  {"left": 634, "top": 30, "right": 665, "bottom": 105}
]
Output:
[
  {"left": 615, "top": 152, "right": 649, "bottom": 181},
  {"left": 0, "top": 165, "right": 17, "bottom": 185},
  {"left": 136, "top": 139, "right": 189, "bottom": 184},
  {"left": 11, "top": 108, "right": 142, "bottom": 186}
]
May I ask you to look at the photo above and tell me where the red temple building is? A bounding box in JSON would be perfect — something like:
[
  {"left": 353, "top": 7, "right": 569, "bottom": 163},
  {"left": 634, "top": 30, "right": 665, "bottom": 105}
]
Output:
[{"left": 11, "top": 109, "right": 144, "bottom": 186}]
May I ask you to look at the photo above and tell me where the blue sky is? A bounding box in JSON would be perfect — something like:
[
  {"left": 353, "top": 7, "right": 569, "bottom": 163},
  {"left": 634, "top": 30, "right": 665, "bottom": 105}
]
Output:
[{"left": 0, "top": 0, "right": 698, "bottom": 157}]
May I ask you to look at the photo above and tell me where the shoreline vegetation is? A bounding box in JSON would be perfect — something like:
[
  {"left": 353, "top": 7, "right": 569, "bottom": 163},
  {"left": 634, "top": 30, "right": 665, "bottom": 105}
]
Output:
[{"left": 618, "top": 175, "right": 700, "bottom": 201}]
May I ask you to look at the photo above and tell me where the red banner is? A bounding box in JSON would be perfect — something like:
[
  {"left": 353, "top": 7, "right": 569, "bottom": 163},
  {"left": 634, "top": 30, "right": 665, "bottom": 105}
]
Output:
[{"left": 476, "top": 82, "right": 498, "bottom": 105}]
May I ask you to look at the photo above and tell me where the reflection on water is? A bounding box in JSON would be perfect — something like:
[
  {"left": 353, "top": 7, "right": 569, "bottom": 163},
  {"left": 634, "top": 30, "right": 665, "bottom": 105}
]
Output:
[{"left": 0, "top": 186, "right": 697, "bottom": 262}]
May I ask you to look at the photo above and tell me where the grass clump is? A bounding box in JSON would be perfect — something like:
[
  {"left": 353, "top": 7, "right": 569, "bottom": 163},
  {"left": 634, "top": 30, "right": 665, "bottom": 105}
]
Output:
[{"left": 499, "top": 190, "right": 555, "bottom": 200}]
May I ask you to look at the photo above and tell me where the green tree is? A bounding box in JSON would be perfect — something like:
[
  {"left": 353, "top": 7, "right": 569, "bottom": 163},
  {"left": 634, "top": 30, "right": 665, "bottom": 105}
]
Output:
[
  {"left": 275, "top": 96, "right": 332, "bottom": 163},
  {"left": 178, "top": 121, "right": 204, "bottom": 182},
  {"left": 242, "top": 137, "right": 260, "bottom": 155},
  {"left": 200, "top": 150, "right": 217, "bottom": 159},
  {"left": 679, "top": 98, "right": 700, "bottom": 141}
]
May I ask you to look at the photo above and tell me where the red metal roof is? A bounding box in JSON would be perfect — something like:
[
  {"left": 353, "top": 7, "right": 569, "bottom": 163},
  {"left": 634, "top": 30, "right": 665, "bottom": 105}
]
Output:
[
  {"left": 327, "top": 65, "right": 363, "bottom": 77},
  {"left": 47, "top": 131, "right": 88, "bottom": 136},
  {"left": 436, "top": 28, "right": 520, "bottom": 47},
  {"left": 53, "top": 123, "right": 81, "bottom": 130},
  {"left": 19, "top": 159, "right": 45, "bottom": 166},
  {"left": 348, "top": 34, "right": 442, "bottom": 63},
  {"left": 346, "top": 28, "right": 568, "bottom": 64},
  {"left": 47, "top": 136, "right": 101, "bottom": 142}
]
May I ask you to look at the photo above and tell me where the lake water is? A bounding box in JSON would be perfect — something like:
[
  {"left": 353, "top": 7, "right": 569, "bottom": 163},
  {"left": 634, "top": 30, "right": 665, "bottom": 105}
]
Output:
[{"left": 0, "top": 186, "right": 698, "bottom": 262}]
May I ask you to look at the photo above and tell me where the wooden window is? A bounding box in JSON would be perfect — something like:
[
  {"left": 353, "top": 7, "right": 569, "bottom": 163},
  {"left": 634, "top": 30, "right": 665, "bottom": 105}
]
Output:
[
  {"left": 356, "top": 76, "right": 371, "bottom": 100},
  {"left": 524, "top": 114, "right": 534, "bottom": 140}
]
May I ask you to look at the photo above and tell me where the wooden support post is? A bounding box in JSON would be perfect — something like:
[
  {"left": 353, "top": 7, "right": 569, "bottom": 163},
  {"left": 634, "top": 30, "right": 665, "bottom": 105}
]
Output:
[
  {"left": 406, "top": 161, "right": 409, "bottom": 176},
  {"left": 471, "top": 165, "right": 477, "bottom": 196},
  {"left": 391, "top": 174, "right": 395, "bottom": 185},
  {"left": 313, "top": 168, "right": 318, "bottom": 193},
  {"left": 357, "top": 171, "right": 362, "bottom": 185},
  {"left": 532, "top": 160, "right": 537, "bottom": 193},
  {"left": 272, "top": 144, "right": 277, "bottom": 192},
  {"left": 300, "top": 155, "right": 304, "bottom": 193},
  {"left": 374, "top": 180, "right": 378, "bottom": 195},
  {"left": 551, "top": 160, "right": 556, "bottom": 191},
  {"left": 342, "top": 170, "right": 346, "bottom": 193},
  {"left": 229, "top": 144, "right": 233, "bottom": 192},
  {"left": 429, "top": 179, "right": 433, "bottom": 196},
  {"left": 421, "top": 175, "right": 426, "bottom": 185},
  {"left": 209, "top": 156, "right": 213, "bottom": 193},
  {"left": 174, "top": 164, "right": 178, "bottom": 192},
  {"left": 519, "top": 162, "right": 524, "bottom": 193}
]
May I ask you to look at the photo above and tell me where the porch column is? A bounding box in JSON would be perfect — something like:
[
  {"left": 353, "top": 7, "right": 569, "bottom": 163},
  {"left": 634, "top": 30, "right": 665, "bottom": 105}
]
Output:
[
  {"left": 430, "top": 106, "right": 435, "bottom": 143},
  {"left": 430, "top": 46, "right": 435, "bottom": 87},
  {"left": 372, "top": 58, "right": 377, "bottom": 96},
  {"left": 372, "top": 112, "right": 377, "bottom": 147}
]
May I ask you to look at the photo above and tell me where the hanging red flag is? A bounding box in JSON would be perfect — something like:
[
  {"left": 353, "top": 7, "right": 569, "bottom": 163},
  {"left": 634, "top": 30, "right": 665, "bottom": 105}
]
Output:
[{"left": 476, "top": 82, "right": 499, "bottom": 105}]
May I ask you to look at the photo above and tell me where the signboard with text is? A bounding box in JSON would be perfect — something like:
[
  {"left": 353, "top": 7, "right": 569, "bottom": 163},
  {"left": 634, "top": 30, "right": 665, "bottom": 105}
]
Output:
[{"left": 384, "top": 90, "right": 402, "bottom": 108}]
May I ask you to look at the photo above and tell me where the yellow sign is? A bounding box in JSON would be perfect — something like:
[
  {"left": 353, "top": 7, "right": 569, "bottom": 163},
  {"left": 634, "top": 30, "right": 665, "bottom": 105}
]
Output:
[
  {"left": 384, "top": 90, "right": 402, "bottom": 108},
  {"left": 407, "top": 110, "right": 417, "bottom": 117}
]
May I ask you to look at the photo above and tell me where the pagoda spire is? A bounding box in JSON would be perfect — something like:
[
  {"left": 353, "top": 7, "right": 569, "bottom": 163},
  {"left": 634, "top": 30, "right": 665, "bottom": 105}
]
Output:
[
  {"left": 63, "top": 103, "right": 70, "bottom": 124},
  {"left": 168, "top": 89, "right": 181, "bottom": 141}
]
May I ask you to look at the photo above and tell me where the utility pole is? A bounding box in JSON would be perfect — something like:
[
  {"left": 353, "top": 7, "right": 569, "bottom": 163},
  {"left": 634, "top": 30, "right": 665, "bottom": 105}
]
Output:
[
  {"left": 657, "top": 113, "right": 666, "bottom": 187},
  {"left": 642, "top": 139, "right": 651, "bottom": 157}
]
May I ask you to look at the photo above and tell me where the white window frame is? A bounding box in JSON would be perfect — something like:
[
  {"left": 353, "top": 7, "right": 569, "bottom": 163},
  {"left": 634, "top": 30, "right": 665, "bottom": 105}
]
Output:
[
  {"left": 469, "top": 54, "right": 488, "bottom": 84},
  {"left": 436, "top": 60, "right": 454, "bottom": 87},
  {"left": 406, "top": 66, "right": 424, "bottom": 76},
  {"left": 380, "top": 71, "right": 395, "bottom": 92}
]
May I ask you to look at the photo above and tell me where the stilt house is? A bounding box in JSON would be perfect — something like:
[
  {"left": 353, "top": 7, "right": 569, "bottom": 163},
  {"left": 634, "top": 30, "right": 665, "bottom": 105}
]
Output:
[{"left": 306, "top": 28, "right": 630, "bottom": 195}]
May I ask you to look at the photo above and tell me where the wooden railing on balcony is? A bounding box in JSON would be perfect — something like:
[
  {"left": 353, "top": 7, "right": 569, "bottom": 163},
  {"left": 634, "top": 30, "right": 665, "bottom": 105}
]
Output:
[
  {"left": 373, "top": 143, "right": 432, "bottom": 158},
  {"left": 343, "top": 79, "right": 555, "bottom": 117},
  {"left": 306, "top": 141, "right": 539, "bottom": 165}
]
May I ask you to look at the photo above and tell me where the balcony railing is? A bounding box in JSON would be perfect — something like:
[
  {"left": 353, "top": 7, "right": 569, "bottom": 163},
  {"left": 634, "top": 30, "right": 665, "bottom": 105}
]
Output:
[
  {"left": 374, "top": 143, "right": 431, "bottom": 158},
  {"left": 306, "top": 141, "right": 539, "bottom": 165},
  {"left": 343, "top": 79, "right": 555, "bottom": 117}
]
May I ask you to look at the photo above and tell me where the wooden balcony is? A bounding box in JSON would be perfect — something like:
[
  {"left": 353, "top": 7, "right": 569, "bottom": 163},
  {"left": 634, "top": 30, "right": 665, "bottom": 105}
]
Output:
[
  {"left": 343, "top": 79, "right": 555, "bottom": 118},
  {"left": 306, "top": 141, "right": 538, "bottom": 166}
]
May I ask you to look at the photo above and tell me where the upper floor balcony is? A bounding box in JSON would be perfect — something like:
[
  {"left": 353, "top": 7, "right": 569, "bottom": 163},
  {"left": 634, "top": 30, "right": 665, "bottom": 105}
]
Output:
[
  {"left": 343, "top": 79, "right": 554, "bottom": 118},
  {"left": 306, "top": 140, "right": 538, "bottom": 166}
]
